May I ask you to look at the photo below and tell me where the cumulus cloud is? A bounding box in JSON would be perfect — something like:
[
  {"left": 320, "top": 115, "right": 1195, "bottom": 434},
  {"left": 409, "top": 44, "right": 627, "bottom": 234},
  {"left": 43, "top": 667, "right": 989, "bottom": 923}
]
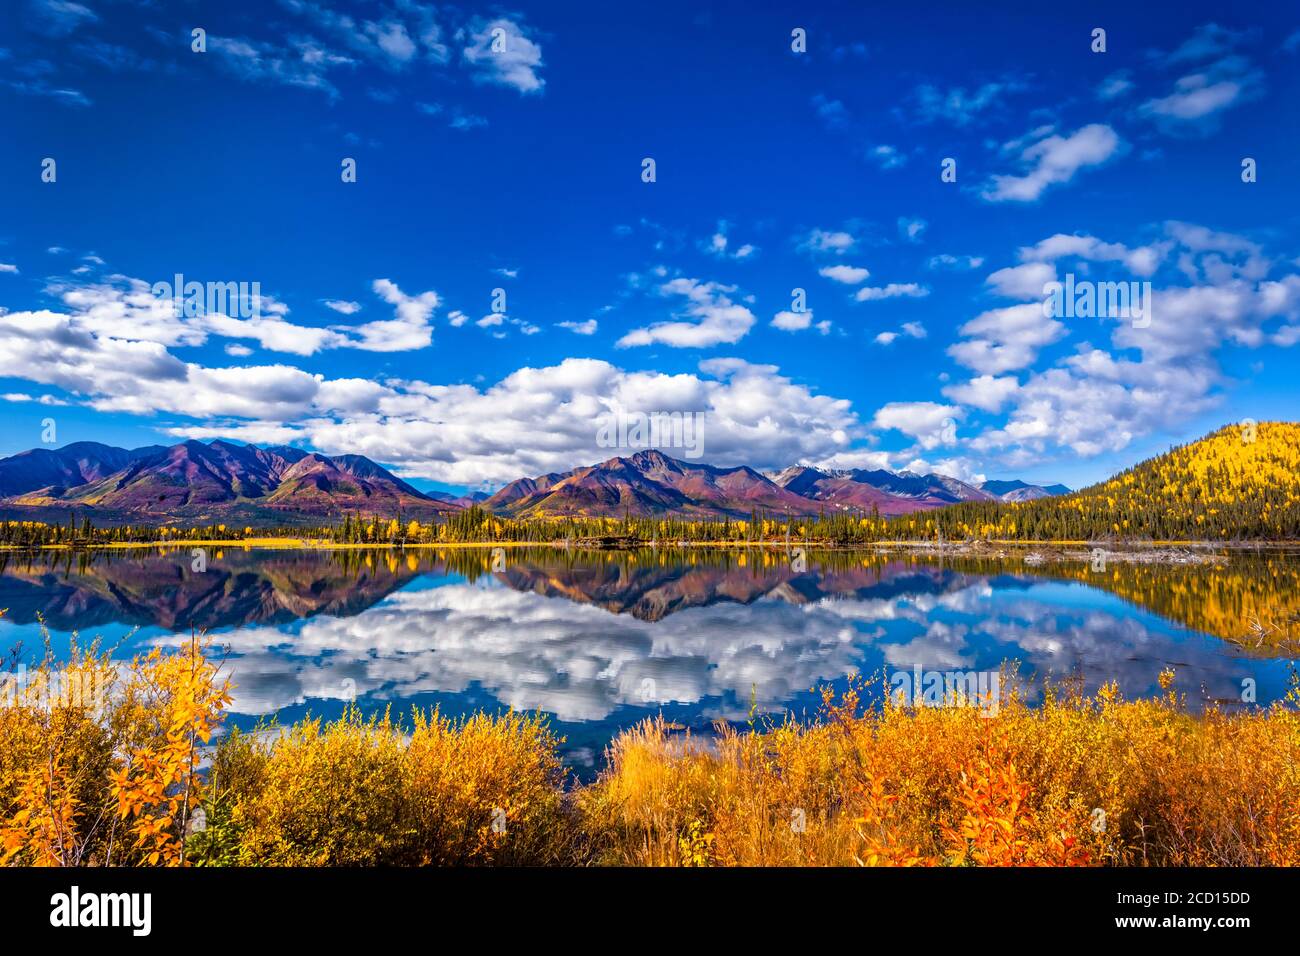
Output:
[
  {"left": 45, "top": 273, "right": 442, "bottom": 356},
  {"left": 986, "top": 262, "right": 1056, "bottom": 300},
  {"left": 947, "top": 303, "right": 1066, "bottom": 375},
  {"left": 1017, "top": 233, "right": 1167, "bottom": 277},
  {"left": 872, "top": 402, "right": 961, "bottom": 450},
  {"left": 279, "top": 358, "right": 862, "bottom": 484},
  {"left": 358, "top": 278, "right": 439, "bottom": 351},
  {"left": 941, "top": 374, "right": 1020, "bottom": 413},
  {"left": 772, "top": 311, "right": 829, "bottom": 334},
  {"left": 0, "top": 283, "right": 874, "bottom": 484},
  {"left": 618, "top": 277, "right": 756, "bottom": 348},
  {"left": 957, "top": 222, "right": 1300, "bottom": 468}
]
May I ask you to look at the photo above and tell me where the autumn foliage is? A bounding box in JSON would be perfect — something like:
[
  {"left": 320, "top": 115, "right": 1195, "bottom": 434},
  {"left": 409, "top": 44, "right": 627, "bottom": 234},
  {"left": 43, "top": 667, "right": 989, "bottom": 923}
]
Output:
[
  {"left": 3, "top": 628, "right": 1298, "bottom": 867},
  {"left": 578, "top": 676, "right": 1300, "bottom": 867},
  {"left": 0, "top": 626, "right": 229, "bottom": 866}
]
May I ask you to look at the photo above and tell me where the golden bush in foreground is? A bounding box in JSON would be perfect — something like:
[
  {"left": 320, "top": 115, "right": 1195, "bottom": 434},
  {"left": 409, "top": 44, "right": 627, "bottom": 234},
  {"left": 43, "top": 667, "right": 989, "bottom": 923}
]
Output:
[
  {"left": 213, "top": 707, "right": 571, "bottom": 866},
  {"left": 580, "top": 677, "right": 1300, "bottom": 867},
  {"left": 0, "top": 621, "right": 229, "bottom": 866}
]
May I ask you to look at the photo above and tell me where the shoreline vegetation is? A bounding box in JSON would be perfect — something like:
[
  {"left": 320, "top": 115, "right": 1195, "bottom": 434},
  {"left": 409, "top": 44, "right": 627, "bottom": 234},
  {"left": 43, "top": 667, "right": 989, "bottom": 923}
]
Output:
[
  {"left": 2, "top": 537, "right": 1299, "bottom": 554},
  {"left": 2, "top": 633, "right": 1297, "bottom": 867}
]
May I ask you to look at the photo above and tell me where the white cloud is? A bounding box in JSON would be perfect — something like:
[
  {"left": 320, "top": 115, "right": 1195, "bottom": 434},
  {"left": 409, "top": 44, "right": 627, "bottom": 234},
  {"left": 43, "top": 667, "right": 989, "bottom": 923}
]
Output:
[
  {"left": 982, "top": 124, "right": 1122, "bottom": 202},
  {"left": 771, "top": 310, "right": 813, "bottom": 332},
  {"left": 1096, "top": 70, "right": 1133, "bottom": 101},
  {"left": 204, "top": 311, "right": 342, "bottom": 356},
  {"left": 364, "top": 19, "right": 417, "bottom": 65},
  {"left": 1018, "top": 233, "right": 1167, "bottom": 277},
  {"left": 942, "top": 374, "right": 1020, "bottom": 413},
  {"left": 818, "top": 264, "right": 870, "bottom": 284},
  {"left": 0, "top": 263, "right": 18, "bottom": 274},
  {"left": 799, "top": 228, "right": 857, "bottom": 256},
  {"left": 874, "top": 322, "right": 926, "bottom": 346},
  {"left": 986, "top": 262, "right": 1056, "bottom": 299},
  {"left": 928, "top": 254, "right": 985, "bottom": 271},
  {"left": 854, "top": 283, "right": 928, "bottom": 302},
  {"left": 199, "top": 358, "right": 860, "bottom": 485},
  {"left": 702, "top": 222, "right": 757, "bottom": 261},
  {"left": 947, "top": 303, "right": 1066, "bottom": 375},
  {"left": 618, "top": 277, "right": 756, "bottom": 348},
  {"left": 868, "top": 145, "right": 906, "bottom": 169},
  {"left": 872, "top": 402, "right": 962, "bottom": 450},
  {"left": 557, "top": 319, "right": 598, "bottom": 335},
  {"left": 1138, "top": 25, "right": 1262, "bottom": 130},
  {"left": 323, "top": 299, "right": 361, "bottom": 314},
  {"left": 909, "top": 79, "right": 1023, "bottom": 126},
  {"left": 461, "top": 17, "right": 544, "bottom": 94},
  {"left": 45, "top": 273, "right": 441, "bottom": 357},
  {"left": 1140, "top": 71, "right": 1257, "bottom": 122},
  {"left": 354, "top": 278, "right": 439, "bottom": 351},
  {"left": 897, "top": 217, "right": 927, "bottom": 243},
  {"left": 960, "top": 222, "right": 1300, "bottom": 468}
]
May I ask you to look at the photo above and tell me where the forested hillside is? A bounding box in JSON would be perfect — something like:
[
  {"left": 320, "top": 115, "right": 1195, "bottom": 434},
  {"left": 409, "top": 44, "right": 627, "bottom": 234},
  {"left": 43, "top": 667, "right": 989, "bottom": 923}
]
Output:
[{"left": 921, "top": 422, "right": 1300, "bottom": 541}]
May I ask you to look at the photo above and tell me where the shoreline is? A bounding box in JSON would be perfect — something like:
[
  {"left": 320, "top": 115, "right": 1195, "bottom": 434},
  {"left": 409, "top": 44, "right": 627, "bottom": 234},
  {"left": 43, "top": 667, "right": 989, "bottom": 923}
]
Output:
[{"left": 2, "top": 538, "right": 1297, "bottom": 557}]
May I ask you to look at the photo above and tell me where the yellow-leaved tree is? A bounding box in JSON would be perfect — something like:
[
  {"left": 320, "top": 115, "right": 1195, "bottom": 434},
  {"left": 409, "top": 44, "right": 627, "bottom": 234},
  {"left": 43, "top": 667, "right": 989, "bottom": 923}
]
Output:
[{"left": 1, "top": 620, "right": 231, "bottom": 867}]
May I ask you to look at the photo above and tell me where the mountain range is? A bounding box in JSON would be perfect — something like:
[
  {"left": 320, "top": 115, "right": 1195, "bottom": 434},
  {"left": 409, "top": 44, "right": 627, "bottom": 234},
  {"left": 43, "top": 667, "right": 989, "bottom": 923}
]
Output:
[
  {"left": 0, "top": 440, "right": 1068, "bottom": 524},
  {"left": 0, "top": 440, "right": 454, "bottom": 524}
]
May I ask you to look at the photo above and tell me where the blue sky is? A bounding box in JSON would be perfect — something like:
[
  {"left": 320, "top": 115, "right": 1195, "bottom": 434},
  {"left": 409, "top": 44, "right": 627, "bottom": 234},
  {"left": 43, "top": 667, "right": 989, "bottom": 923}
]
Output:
[{"left": 1, "top": 0, "right": 1298, "bottom": 495}]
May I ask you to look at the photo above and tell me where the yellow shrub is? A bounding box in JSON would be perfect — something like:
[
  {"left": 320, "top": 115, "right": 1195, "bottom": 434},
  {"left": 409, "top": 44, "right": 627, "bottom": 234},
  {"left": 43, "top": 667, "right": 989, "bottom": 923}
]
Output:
[
  {"left": 217, "top": 707, "right": 571, "bottom": 866},
  {"left": 0, "top": 624, "right": 229, "bottom": 866}
]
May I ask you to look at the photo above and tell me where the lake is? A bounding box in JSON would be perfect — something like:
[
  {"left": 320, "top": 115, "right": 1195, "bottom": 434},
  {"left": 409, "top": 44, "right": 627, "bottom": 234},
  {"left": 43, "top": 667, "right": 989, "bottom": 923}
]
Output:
[{"left": 1, "top": 545, "right": 1296, "bottom": 779}]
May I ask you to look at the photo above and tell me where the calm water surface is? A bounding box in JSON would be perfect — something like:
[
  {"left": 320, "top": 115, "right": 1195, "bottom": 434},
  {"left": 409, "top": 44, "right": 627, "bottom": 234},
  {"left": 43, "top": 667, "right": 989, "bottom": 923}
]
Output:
[{"left": 1, "top": 546, "right": 1296, "bottom": 777}]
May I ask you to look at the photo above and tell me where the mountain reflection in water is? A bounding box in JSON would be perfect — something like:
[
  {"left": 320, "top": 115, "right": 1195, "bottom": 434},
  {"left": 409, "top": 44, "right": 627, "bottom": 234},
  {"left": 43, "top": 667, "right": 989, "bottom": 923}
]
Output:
[{"left": 1, "top": 546, "right": 1296, "bottom": 773}]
